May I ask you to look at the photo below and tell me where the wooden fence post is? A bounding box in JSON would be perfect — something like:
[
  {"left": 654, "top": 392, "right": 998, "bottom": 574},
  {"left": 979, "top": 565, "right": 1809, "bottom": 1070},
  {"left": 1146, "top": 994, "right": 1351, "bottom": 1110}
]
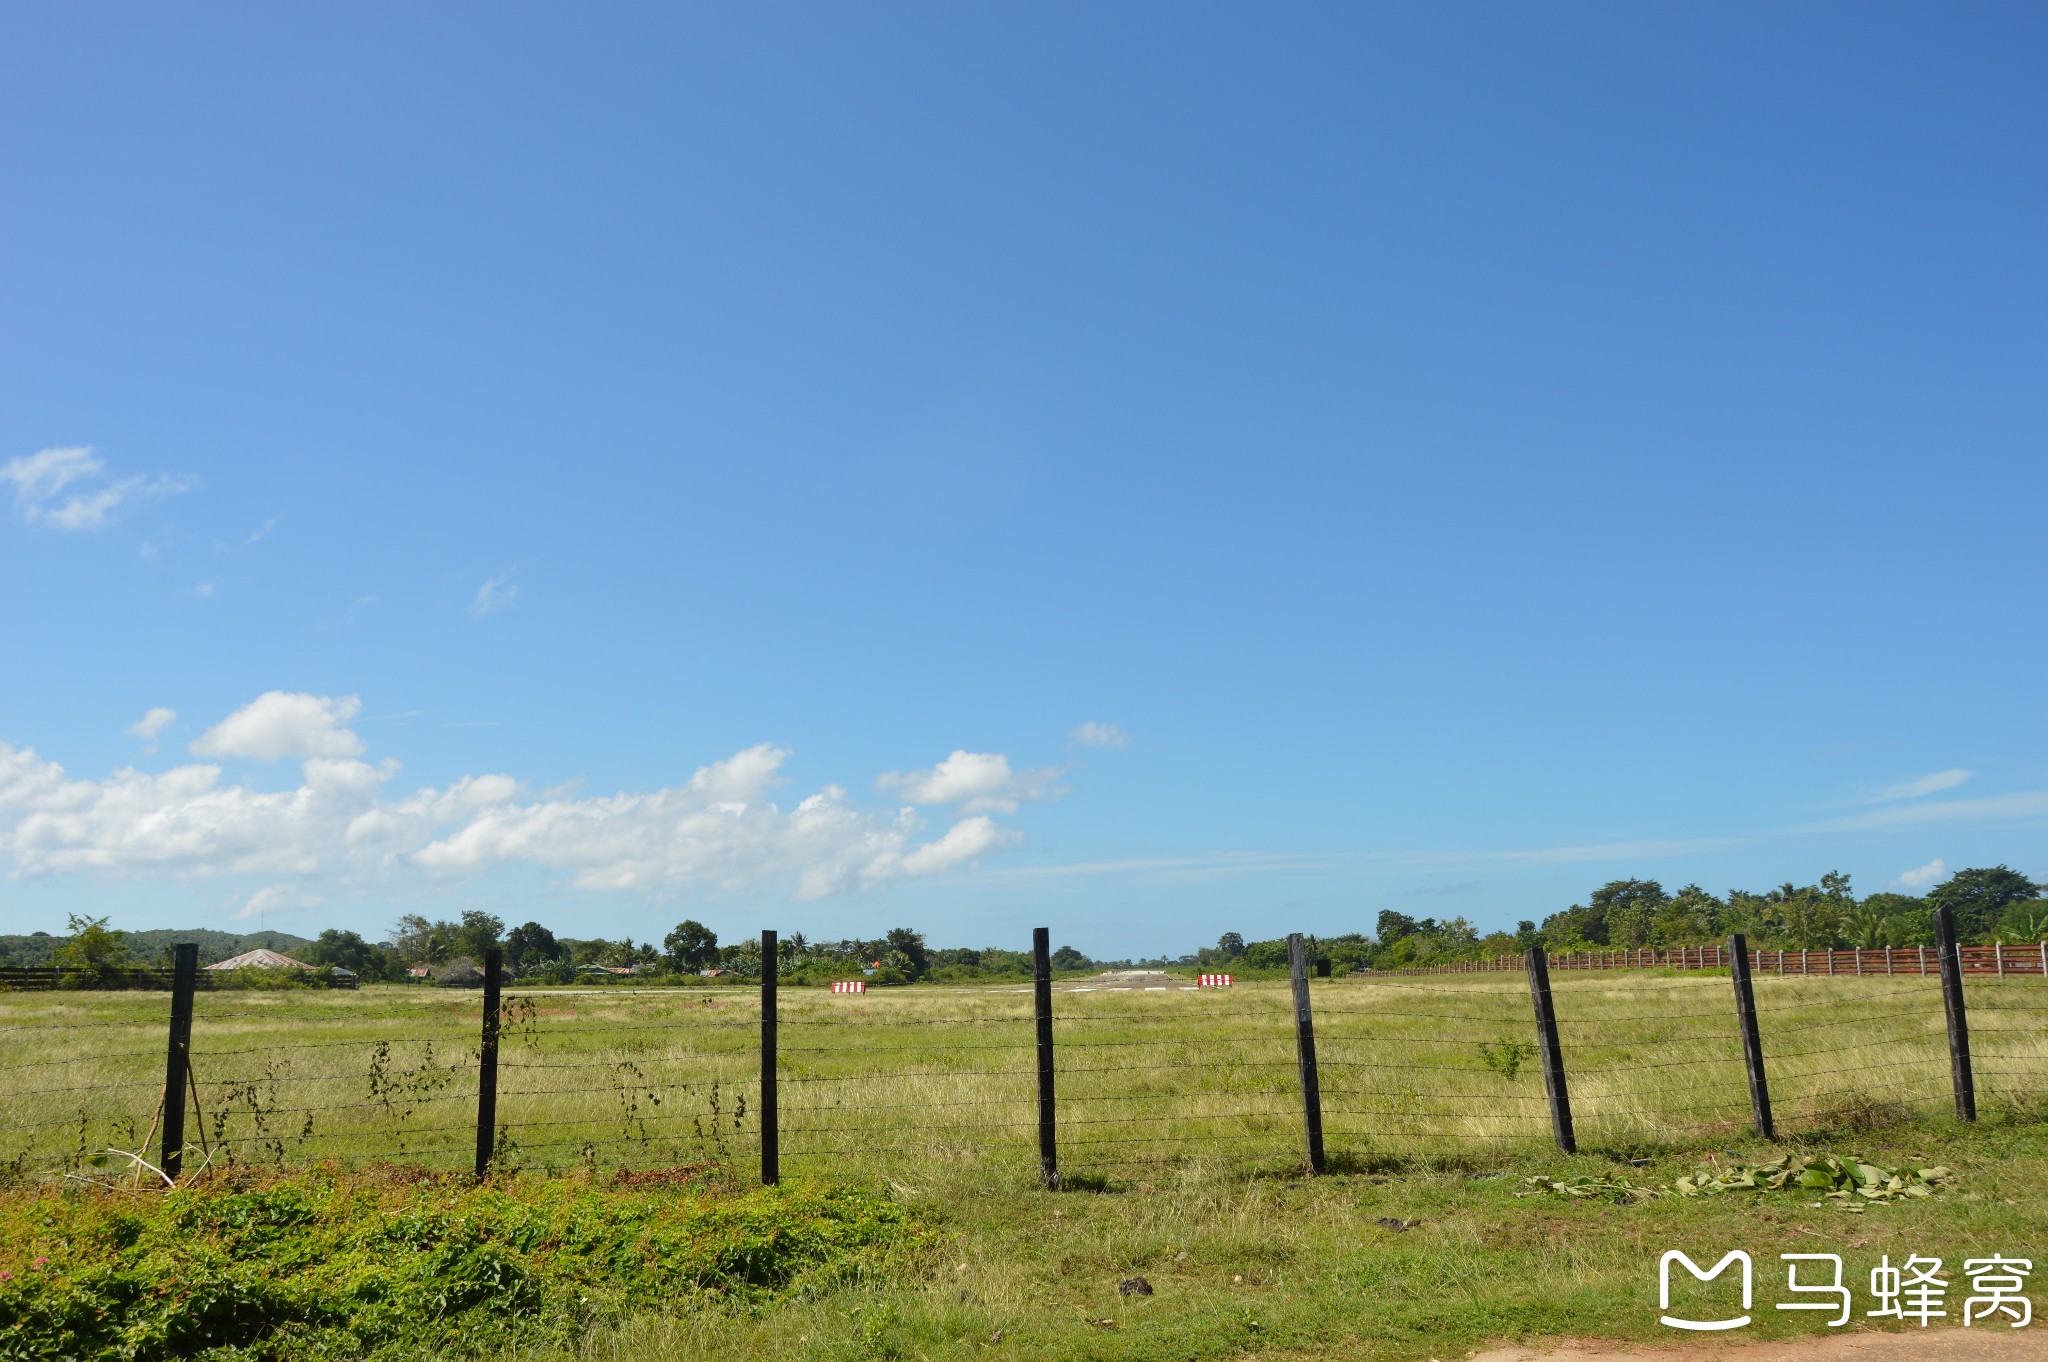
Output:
[
  {"left": 1287, "top": 933, "right": 1326, "bottom": 1174},
  {"left": 1524, "top": 946, "right": 1575, "bottom": 1154},
  {"left": 1033, "top": 927, "right": 1059, "bottom": 1188},
  {"left": 1727, "top": 935, "right": 1775, "bottom": 1141},
  {"left": 160, "top": 943, "right": 198, "bottom": 1182},
  {"left": 1932, "top": 907, "right": 1975, "bottom": 1123},
  {"left": 474, "top": 947, "right": 502, "bottom": 1180},
  {"left": 761, "top": 930, "right": 779, "bottom": 1186}
]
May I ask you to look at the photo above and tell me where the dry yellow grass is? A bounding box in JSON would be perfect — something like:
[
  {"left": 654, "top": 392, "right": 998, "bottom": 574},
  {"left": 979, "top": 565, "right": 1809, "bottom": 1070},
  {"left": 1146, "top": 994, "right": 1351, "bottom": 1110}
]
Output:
[{"left": 2, "top": 971, "right": 2041, "bottom": 1182}]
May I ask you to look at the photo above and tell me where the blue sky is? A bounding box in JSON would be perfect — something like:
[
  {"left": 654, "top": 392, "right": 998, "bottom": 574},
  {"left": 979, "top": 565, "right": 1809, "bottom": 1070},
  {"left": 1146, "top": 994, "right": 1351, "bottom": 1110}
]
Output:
[{"left": 3, "top": 4, "right": 2044, "bottom": 955}]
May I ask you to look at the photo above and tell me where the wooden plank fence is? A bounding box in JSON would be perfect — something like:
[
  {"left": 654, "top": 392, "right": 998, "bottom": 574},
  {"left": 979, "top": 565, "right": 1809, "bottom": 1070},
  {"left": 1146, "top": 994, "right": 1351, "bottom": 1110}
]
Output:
[{"left": 0, "top": 965, "right": 359, "bottom": 990}]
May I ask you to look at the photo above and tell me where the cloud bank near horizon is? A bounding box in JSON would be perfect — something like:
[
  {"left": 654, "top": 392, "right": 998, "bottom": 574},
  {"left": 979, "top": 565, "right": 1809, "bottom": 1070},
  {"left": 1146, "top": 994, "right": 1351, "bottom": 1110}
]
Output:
[{"left": 0, "top": 692, "right": 1052, "bottom": 902}]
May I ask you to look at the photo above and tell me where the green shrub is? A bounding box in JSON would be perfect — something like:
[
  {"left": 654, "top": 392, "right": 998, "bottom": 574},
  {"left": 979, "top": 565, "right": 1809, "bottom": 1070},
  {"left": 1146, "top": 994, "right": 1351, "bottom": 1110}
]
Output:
[{"left": 0, "top": 1167, "right": 929, "bottom": 1360}]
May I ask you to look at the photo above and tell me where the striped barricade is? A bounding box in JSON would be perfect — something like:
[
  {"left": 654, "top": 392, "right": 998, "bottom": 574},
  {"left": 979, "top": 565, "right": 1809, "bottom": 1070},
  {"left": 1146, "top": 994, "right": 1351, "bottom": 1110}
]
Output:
[
  {"left": 1198, "top": 973, "right": 1233, "bottom": 987},
  {"left": 830, "top": 980, "right": 867, "bottom": 994}
]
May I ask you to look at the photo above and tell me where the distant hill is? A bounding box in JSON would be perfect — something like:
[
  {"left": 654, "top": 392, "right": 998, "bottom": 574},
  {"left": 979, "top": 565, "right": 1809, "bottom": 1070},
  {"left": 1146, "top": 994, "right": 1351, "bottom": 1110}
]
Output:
[{"left": 0, "top": 928, "right": 315, "bottom": 968}]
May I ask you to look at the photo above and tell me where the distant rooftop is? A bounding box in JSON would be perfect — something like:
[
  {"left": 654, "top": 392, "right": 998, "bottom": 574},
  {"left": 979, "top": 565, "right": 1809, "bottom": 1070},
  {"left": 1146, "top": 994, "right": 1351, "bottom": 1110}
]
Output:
[{"left": 207, "top": 948, "right": 313, "bottom": 971}]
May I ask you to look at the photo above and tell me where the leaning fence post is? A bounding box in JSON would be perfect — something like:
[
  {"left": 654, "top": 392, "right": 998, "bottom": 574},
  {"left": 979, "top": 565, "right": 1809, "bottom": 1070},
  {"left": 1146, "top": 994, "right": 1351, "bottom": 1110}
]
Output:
[
  {"left": 160, "top": 943, "right": 198, "bottom": 1181},
  {"left": 760, "top": 929, "right": 779, "bottom": 1186},
  {"left": 1524, "top": 946, "right": 1575, "bottom": 1154},
  {"left": 1727, "top": 934, "right": 1775, "bottom": 1141},
  {"left": 1287, "top": 932, "right": 1326, "bottom": 1174},
  {"left": 474, "top": 946, "right": 502, "bottom": 1179},
  {"left": 1032, "top": 927, "right": 1058, "bottom": 1188},
  {"left": 1932, "top": 907, "right": 1976, "bottom": 1122}
]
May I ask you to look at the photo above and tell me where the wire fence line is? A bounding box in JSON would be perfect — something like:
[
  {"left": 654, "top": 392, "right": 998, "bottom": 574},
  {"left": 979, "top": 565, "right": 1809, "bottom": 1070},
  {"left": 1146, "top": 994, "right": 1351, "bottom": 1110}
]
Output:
[{"left": 1, "top": 907, "right": 2041, "bottom": 1188}]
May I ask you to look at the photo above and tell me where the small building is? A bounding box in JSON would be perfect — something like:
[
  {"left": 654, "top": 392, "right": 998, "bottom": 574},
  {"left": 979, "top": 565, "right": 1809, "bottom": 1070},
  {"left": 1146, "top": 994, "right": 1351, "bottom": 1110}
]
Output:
[{"left": 207, "top": 948, "right": 314, "bottom": 971}]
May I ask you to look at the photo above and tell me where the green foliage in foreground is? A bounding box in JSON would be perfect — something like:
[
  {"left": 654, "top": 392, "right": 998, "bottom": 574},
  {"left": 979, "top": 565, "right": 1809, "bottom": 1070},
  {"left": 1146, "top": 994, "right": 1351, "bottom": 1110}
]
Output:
[
  {"left": 0, "top": 1170, "right": 928, "bottom": 1361},
  {"left": 1524, "top": 1151, "right": 1954, "bottom": 1206},
  {"left": 553, "top": 1118, "right": 2046, "bottom": 1362}
]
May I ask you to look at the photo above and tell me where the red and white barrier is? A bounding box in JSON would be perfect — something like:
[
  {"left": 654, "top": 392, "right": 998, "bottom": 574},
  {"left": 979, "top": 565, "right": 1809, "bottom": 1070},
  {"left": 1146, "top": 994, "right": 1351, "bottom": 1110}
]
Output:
[
  {"left": 830, "top": 980, "right": 867, "bottom": 994},
  {"left": 1198, "top": 973, "right": 1233, "bottom": 987}
]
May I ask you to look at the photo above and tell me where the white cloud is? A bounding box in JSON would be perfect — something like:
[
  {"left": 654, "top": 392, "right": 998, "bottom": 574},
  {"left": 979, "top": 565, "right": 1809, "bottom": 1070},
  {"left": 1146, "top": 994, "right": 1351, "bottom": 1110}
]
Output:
[
  {"left": 192, "top": 692, "right": 365, "bottom": 761},
  {"left": 1815, "top": 790, "right": 2048, "bottom": 832},
  {"left": 3, "top": 446, "right": 194, "bottom": 530},
  {"left": 4, "top": 447, "right": 101, "bottom": 505},
  {"left": 1862, "top": 769, "right": 1971, "bottom": 804},
  {"left": 897, "top": 815, "right": 1014, "bottom": 876},
  {"left": 235, "top": 884, "right": 323, "bottom": 920},
  {"left": 1069, "top": 722, "right": 1129, "bottom": 749},
  {"left": 0, "top": 698, "right": 1040, "bottom": 902},
  {"left": 237, "top": 516, "right": 280, "bottom": 548},
  {"left": 472, "top": 572, "right": 519, "bottom": 615},
  {"left": 127, "top": 707, "right": 176, "bottom": 753},
  {"left": 0, "top": 746, "right": 392, "bottom": 877},
  {"left": 1898, "top": 858, "right": 1948, "bottom": 891},
  {"left": 876, "top": 750, "right": 1066, "bottom": 814}
]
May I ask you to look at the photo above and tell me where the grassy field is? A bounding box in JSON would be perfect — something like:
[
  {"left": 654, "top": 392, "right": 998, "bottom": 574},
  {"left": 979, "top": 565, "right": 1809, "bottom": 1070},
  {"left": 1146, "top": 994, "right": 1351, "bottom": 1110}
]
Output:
[
  {"left": 2, "top": 972, "right": 2044, "bottom": 1359},
  {"left": 4, "top": 971, "right": 2043, "bottom": 1179}
]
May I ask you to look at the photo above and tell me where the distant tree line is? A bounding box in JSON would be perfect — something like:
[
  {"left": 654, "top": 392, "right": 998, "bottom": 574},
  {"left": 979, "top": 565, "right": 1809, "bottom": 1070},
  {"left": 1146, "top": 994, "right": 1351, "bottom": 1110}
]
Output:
[
  {"left": 1193, "top": 864, "right": 2046, "bottom": 974},
  {"left": 14, "top": 862, "right": 2041, "bottom": 987},
  {"left": 297, "top": 914, "right": 1110, "bottom": 987}
]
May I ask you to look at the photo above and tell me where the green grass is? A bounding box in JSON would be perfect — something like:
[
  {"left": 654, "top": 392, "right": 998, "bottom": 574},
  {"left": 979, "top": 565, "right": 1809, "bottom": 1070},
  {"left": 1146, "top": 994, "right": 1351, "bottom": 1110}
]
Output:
[
  {"left": 553, "top": 1118, "right": 2048, "bottom": 1361},
  {"left": 0, "top": 1166, "right": 928, "bottom": 1361},
  {"left": 1, "top": 973, "right": 2043, "bottom": 1358},
  {"left": 7, "top": 972, "right": 2042, "bottom": 1178}
]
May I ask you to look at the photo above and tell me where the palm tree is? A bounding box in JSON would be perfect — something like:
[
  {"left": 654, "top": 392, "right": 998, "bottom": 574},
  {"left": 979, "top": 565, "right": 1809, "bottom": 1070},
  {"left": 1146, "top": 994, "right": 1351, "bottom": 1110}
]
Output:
[{"left": 1842, "top": 906, "right": 1892, "bottom": 949}]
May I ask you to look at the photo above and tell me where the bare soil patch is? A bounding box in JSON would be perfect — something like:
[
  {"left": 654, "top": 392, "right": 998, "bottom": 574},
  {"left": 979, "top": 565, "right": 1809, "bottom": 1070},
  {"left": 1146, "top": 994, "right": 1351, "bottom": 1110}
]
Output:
[{"left": 1468, "top": 1330, "right": 2037, "bottom": 1362}]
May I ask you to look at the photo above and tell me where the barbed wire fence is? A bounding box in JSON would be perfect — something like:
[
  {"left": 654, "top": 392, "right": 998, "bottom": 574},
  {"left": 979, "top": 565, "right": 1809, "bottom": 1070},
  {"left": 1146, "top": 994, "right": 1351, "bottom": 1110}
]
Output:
[{"left": 1, "top": 906, "right": 2040, "bottom": 1189}]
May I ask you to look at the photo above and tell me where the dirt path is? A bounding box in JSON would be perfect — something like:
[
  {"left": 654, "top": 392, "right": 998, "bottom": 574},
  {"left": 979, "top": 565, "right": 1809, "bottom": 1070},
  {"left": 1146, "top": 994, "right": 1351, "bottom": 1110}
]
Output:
[{"left": 1467, "top": 1330, "right": 2037, "bottom": 1362}]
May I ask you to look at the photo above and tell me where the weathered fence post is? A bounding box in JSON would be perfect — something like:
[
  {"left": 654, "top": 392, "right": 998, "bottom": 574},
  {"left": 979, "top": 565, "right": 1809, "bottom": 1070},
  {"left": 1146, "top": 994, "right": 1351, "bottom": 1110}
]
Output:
[
  {"left": 1524, "top": 946, "right": 1575, "bottom": 1154},
  {"left": 1918, "top": 945, "right": 1927, "bottom": 975},
  {"left": 1727, "top": 935, "right": 1775, "bottom": 1141},
  {"left": 160, "top": 943, "right": 198, "bottom": 1182},
  {"left": 1287, "top": 933, "right": 1327, "bottom": 1174},
  {"left": 1033, "top": 927, "right": 1058, "bottom": 1188},
  {"left": 761, "top": 929, "right": 779, "bottom": 1186},
  {"left": 474, "top": 947, "right": 503, "bottom": 1179},
  {"left": 1932, "top": 907, "right": 1976, "bottom": 1122}
]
